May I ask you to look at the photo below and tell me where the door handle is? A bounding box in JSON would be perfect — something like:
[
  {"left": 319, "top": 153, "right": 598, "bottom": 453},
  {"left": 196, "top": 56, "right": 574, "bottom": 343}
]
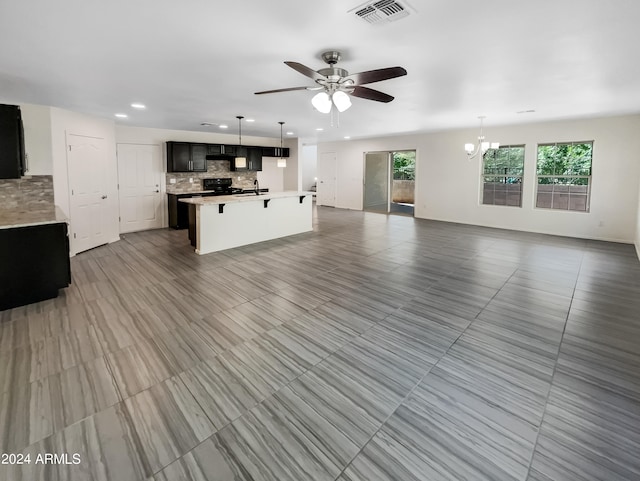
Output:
[{"left": 101, "top": 195, "right": 108, "bottom": 199}]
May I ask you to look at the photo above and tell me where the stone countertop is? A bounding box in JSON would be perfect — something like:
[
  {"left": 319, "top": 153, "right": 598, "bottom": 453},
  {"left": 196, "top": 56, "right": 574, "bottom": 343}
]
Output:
[
  {"left": 0, "top": 206, "right": 69, "bottom": 230},
  {"left": 179, "top": 191, "right": 314, "bottom": 206}
]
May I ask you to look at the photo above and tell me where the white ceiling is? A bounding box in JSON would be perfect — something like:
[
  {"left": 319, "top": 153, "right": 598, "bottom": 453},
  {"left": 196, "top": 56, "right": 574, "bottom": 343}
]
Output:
[{"left": 1, "top": 0, "right": 639, "bottom": 142}]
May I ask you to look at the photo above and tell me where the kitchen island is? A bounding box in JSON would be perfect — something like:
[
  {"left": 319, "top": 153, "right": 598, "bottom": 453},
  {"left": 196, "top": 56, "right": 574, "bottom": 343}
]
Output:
[{"left": 179, "top": 191, "right": 314, "bottom": 254}]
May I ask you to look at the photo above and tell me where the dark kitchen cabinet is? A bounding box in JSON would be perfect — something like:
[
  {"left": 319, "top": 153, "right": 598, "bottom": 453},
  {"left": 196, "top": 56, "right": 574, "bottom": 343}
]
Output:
[
  {"left": 261, "top": 147, "right": 290, "bottom": 158},
  {"left": 247, "top": 147, "right": 262, "bottom": 171},
  {"left": 191, "top": 144, "right": 207, "bottom": 171},
  {"left": 167, "top": 142, "right": 208, "bottom": 172},
  {"left": 229, "top": 147, "right": 262, "bottom": 171},
  {"left": 0, "top": 222, "right": 71, "bottom": 310},
  {"left": 168, "top": 192, "right": 219, "bottom": 229},
  {"left": 207, "top": 144, "right": 237, "bottom": 157},
  {"left": 0, "top": 104, "right": 26, "bottom": 179}
]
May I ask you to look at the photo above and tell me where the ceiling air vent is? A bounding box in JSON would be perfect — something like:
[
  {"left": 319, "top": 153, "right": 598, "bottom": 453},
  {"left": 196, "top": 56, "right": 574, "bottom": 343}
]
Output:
[{"left": 351, "top": 0, "right": 413, "bottom": 25}]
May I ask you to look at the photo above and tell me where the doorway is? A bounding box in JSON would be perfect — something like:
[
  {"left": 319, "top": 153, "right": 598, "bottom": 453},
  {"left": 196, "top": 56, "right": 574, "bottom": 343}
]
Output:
[
  {"left": 117, "top": 143, "right": 163, "bottom": 233},
  {"left": 317, "top": 151, "right": 337, "bottom": 207},
  {"left": 67, "top": 133, "right": 110, "bottom": 254},
  {"left": 363, "top": 150, "right": 415, "bottom": 215}
]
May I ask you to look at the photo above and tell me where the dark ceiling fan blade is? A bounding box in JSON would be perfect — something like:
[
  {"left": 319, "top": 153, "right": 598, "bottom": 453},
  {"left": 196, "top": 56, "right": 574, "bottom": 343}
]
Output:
[
  {"left": 254, "top": 86, "right": 319, "bottom": 95},
  {"left": 346, "top": 66, "right": 407, "bottom": 85},
  {"left": 284, "top": 61, "right": 326, "bottom": 81},
  {"left": 350, "top": 86, "right": 395, "bottom": 103}
]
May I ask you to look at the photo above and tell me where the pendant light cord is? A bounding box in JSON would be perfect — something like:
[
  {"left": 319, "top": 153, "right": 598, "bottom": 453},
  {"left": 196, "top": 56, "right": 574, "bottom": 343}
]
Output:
[{"left": 236, "top": 115, "right": 244, "bottom": 147}]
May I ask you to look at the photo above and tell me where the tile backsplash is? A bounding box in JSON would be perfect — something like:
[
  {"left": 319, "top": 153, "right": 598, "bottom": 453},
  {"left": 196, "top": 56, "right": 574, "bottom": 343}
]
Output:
[
  {"left": 166, "top": 160, "right": 257, "bottom": 193},
  {"left": 0, "top": 175, "right": 54, "bottom": 211}
]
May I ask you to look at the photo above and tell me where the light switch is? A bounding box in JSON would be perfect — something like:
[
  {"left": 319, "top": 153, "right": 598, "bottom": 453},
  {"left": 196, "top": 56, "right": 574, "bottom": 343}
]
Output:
[
  {"left": 189, "top": 178, "right": 193, "bottom": 183},
  {"left": 169, "top": 178, "right": 177, "bottom": 184}
]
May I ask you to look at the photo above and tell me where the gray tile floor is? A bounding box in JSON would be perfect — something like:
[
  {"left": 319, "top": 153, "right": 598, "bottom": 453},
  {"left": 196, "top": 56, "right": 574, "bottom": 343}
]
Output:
[{"left": 1, "top": 206, "right": 639, "bottom": 481}]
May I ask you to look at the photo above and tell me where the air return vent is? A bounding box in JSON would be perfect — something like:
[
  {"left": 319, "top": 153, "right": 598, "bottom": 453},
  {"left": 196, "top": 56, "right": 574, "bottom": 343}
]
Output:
[{"left": 350, "top": 0, "right": 413, "bottom": 25}]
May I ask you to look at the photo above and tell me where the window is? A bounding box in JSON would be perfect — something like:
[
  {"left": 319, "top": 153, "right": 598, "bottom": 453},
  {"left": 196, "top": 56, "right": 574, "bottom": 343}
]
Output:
[
  {"left": 482, "top": 145, "right": 525, "bottom": 207},
  {"left": 535, "top": 142, "right": 592, "bottom": 212}
]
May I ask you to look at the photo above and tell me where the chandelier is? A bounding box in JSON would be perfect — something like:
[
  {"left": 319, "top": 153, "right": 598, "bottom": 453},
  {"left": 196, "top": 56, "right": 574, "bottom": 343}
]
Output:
[{"left": 464, "top": 116, "right": 499, "bottom": 160}]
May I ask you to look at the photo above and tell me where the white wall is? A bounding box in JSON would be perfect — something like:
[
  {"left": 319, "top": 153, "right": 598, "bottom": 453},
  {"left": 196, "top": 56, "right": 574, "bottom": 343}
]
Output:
[
  {"left": 283, "top": 138, "right": 299, "bottom": 191},
  {"left": 257, "top": 158, "right": 284, "bottom": 192},
  {"left": 20, "top": 104, "right": 53, "bottom": 175},
  {"left": 115, "top": 125, "right": 281, "bottom": 150},
  {"left": 319, "top": 114, "right": 640, "bottom": 243},
  {"left": 50, "top": 107, "right": 120, "bottom": 251},
  {"left": 636, "top": 169, "right": 640, "bottom": 258},
  {"left": 301, "top": 144, "right": 317, "bottom": 191}
]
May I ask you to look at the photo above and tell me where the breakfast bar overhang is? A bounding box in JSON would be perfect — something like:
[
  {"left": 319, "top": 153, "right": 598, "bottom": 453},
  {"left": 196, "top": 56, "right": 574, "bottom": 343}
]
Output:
[{"left": 179, "top": 191, "right": 314, "bottom": 254}]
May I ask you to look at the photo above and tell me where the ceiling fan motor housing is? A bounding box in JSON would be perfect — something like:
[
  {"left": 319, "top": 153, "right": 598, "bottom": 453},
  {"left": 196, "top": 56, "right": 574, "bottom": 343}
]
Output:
[{"left": 321, "top": 50, "right": 342, "bottom": 65}]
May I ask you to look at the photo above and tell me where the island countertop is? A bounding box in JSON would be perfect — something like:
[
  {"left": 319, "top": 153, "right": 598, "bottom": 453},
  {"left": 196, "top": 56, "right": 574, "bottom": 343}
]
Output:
[
  {"left": 0, "top": 206, "right": 69, "bottom": 230},
  {"left": 178, "top": 191, "right": 314, "bottom": 206}
]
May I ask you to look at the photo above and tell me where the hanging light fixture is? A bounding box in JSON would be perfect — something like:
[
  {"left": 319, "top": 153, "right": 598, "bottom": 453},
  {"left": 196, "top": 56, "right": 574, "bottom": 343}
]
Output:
[
  {"left": 464, "top": 116, "right": 499, "bottom": 160},
  {"left": 311, "top": 89, "right": 352, "bottom": 114},
  {"left": 235, "top": 115, "right": 247, "bottom": 168},
  {"left": 277, "top": 121, "right": 286, "bottom": 168}
]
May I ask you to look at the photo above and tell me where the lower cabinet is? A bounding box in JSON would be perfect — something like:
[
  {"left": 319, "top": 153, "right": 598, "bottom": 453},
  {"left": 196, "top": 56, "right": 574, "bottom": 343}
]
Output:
[
  {"left": 168, "top": 192, "right": 217, "bottom": 229},
  {"left": 0, "top": 222, "right": 71, "bottom": 310}
]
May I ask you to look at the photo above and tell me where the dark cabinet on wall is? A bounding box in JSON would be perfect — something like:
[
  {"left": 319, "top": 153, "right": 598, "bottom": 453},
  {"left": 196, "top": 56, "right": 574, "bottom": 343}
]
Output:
[
  {"left": 207, "top": 144, "right": 237, "bottom": 157},
  {"left": 169, "top": 141, "right": 288, "bottom": 172},
  {"left": 261, "top": 147, "right": 290, "bottom": 158},
  {"left": 167, "top": 141, "right": 207, "bottom": 172},
  {"left": 229, "top": 147, "right": 262, "bottom": 172},
  {"left": 248, "top": 147, "right": 262, "bottom": 171},
  {"left": 0, "top": 104, "right": 26, "bottom": 179}
]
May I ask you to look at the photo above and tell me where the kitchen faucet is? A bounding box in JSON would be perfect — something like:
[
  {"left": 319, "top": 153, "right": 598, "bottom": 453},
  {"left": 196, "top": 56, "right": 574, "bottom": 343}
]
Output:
[{"left": 254, "top": 179, "right": 260, "bottom": 195}]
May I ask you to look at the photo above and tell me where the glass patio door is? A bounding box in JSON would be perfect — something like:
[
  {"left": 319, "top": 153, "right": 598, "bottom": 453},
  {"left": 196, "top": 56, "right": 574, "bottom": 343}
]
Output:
[
  {"left": 364, "top": 151, "right": 415, "bottom": 215},
  {"left": 363, "top": 152, "right": 391, "bottom": 213}
]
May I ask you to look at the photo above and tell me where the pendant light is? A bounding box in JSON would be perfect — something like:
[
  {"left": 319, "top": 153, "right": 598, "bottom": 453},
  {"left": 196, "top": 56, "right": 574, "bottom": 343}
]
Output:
[
  {"left": 235, "top": 115, "right": 247, "bottom": 169},
  {"left": 277, "top": 121, "right": 286, "bottom": 168}
]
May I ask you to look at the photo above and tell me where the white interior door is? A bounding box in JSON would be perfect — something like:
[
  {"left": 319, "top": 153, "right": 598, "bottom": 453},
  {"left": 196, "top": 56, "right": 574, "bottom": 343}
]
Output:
[
  {"left": 317, "top": 152, "right": 337, "bottom": 207},
  {"left": 117, "top": 143, "right": 163, "bottom": 233},
  {"left": 67, "top": 134, "right": 109, "bottom": 254}
]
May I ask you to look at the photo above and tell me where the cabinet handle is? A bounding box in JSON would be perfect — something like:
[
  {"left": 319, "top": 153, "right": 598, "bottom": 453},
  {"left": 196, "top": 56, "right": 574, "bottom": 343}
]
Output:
[{"left": 101, "top": 195, "right": 108, "bottom": 199}]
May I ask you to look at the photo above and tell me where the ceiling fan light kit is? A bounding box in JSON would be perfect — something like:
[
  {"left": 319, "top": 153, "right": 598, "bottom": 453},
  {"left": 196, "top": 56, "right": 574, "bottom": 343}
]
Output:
[
  {"left": 311, "top": 92, "right": 332, "bottom": 113},
  {"left": 255, "top": 50, "right": 406, "bottom": 115},
  {"left": 465, "top": 116, "right": 499, "bottom": 160}
]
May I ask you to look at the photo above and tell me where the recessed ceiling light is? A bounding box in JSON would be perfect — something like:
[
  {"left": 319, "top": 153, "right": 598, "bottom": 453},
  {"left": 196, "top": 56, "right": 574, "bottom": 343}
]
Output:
[
  {"left": 245, "top": 118, "right": 255, "bottom": 122},
  {"left": 286, "top": 131, "right": 294, "bottom": 135},
  {"left": 130, "top": 103, "right": 146, "bottom": 109},
  {"left": 219, "top": 124, "right": 228, "bottom": 129},
  {"left": 316, "top": 128, "right": 324, "bottom": 131},
  {"left": 344, "top": 136, "right": 351, "bottom": 139},
  {"left": 115, "top": 113, "right": 128, "bottom": 118}
]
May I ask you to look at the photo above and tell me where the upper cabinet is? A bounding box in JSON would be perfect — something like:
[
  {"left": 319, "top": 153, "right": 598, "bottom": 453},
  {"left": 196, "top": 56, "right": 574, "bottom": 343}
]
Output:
[
  {"left": 168, "top": 141, "right": 288, "bottom": 172},
  {"left": 261, "top": 147, "right": 290, "bottom": 158},
  {"left": 207, "top": 144, "right": 237, "bottom": 157},
  {"left": 167, "top": 141, "right": 207, "bottom": 172},
  {"left": 0, "top": 104, "right": 26, "bottom": 179}
]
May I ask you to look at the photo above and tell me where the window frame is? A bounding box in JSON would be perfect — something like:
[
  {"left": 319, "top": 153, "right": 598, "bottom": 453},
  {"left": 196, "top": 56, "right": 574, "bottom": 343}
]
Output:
[
  {"left": 480, "top": 144, "right": 525, "bottom": 208},
  {"left": 534, "top": 141, "right": 593, "bottom": 213}
]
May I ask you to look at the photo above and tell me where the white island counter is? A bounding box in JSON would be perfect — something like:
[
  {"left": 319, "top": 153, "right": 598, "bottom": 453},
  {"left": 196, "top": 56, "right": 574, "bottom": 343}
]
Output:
[{"left": 179, "top": 191, "right": 314, "bottom": 254}]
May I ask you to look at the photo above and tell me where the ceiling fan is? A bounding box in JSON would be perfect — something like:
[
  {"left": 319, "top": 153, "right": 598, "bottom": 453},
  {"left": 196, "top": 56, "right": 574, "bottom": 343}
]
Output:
[{"left": 254, "top": 51, "right": 407, "bottom": 113}]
